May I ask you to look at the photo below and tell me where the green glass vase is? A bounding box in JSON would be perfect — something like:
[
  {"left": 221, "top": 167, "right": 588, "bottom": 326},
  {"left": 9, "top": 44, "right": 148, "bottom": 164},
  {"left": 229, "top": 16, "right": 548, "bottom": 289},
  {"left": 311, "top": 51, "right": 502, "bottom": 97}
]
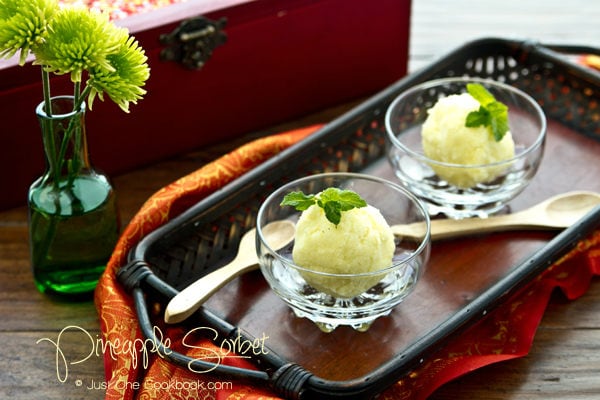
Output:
[{"left": 28, "top": 96, "right": 120, "bottom": 298}]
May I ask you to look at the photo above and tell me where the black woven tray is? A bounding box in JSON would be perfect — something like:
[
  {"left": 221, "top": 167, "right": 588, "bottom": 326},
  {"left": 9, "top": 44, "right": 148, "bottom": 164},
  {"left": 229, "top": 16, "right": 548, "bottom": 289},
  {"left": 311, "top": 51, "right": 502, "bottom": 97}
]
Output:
[{"left": 118, "top": 37, "right": 600, "bottom": 399}]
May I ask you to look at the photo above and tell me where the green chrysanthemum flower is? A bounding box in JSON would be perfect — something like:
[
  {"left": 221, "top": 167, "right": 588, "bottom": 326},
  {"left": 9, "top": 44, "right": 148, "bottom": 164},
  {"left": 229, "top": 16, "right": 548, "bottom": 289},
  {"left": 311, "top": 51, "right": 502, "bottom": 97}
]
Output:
[
  {"left": 33, "top": 7, "right": 123, "bottom": 82},
  {"left": 1, "top": 1, "right": 150, "bottom": 114},
  {"left": 0, "top": 0, "right": 59, "bottom": 65},
  {"left": 87, "top": 35, "right": 150, "bottom": 112}
]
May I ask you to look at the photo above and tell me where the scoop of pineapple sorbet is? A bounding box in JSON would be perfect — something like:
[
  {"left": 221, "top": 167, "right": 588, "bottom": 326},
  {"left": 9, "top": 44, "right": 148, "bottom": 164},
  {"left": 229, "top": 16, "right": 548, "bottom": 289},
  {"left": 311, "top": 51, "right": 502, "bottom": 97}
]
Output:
[
  {"left": 422, "top": 92, "right": 515, "bottom": 188},
  {"left": 292, "top": 202, "right": 395, "bottom": 298}
]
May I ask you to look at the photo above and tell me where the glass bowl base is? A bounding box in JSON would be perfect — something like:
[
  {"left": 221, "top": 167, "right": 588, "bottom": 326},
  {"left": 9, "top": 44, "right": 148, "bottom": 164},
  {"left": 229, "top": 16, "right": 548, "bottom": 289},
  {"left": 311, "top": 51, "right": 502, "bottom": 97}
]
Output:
[
  {"left": 291, "top": 307, "right": 394, "bottom": 333},
  {"left": 422, "top": 198, "right": 509, "bottom": 219}
]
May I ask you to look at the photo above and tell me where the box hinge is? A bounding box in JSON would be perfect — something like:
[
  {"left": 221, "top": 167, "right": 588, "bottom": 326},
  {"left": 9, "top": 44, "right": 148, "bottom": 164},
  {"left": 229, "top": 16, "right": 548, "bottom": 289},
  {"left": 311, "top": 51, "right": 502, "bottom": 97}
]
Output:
[{"left": 159, "top": 16, "right": 227, "bottom": 70}]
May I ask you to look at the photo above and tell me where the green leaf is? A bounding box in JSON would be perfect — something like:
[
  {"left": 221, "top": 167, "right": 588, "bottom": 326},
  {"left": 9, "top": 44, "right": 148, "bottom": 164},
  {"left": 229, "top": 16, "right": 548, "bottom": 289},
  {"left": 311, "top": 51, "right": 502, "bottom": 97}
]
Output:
[
  {"left": 280, "top": 191, "right": 316, "bottom": 211},
  {"left": 465, "top": 106, "right": 491, "bottom": 128},
  {"left": 322, "top": 201, "right": 342, "bottom": 226},
  {"left": 465, "top": 83, "right": 510, "bottom": 141},
  {"left": 487, "top": 101, "right": 509, "bottom": 141},
  {"left": 319, "top": 188, "right": 367, "bottom": 210},
  {"left": 280, "top": 187, "right": 367, "bottom": 225},
  {"left": 466, "top": 83, "right": 495, "bottom": 106}
]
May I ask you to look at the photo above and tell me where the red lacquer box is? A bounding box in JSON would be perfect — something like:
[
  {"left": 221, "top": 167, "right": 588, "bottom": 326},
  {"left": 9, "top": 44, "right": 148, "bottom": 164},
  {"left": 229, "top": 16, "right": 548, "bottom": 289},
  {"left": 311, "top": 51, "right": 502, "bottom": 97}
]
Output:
[{"left": 0, "top": 0, "right": 411, "bottom": 210}]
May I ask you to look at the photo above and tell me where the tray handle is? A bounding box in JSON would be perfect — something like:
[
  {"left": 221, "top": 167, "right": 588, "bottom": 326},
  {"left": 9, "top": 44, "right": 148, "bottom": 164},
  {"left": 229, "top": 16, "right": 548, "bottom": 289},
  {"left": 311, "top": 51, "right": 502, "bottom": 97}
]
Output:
[
  {"left": 542, "top": 43, "right": 600, "bottom": 57},
  {"left": 530, "top": 41, "right": 600, "bottom": 74},
  {"left": 117, "top": 259, "right": 315, "bottom": 399}
]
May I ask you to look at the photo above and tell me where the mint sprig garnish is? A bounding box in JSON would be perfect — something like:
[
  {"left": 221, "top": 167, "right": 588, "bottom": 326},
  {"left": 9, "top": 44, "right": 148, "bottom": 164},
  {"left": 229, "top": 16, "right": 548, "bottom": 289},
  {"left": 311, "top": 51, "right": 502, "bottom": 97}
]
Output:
[
  {"left": 465, "top": 83, "right": 509, "bottom": 142},
  {"left": 281, "top": 187, "right": 367, "bottom": 226}
]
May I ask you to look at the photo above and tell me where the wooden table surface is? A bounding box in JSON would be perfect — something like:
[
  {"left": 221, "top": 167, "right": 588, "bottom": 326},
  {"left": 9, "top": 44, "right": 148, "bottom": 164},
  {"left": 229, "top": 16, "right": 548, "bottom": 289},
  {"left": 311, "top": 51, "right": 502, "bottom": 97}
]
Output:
[{"left": 2, "top": 1, "right": 600, "bottom": 399}]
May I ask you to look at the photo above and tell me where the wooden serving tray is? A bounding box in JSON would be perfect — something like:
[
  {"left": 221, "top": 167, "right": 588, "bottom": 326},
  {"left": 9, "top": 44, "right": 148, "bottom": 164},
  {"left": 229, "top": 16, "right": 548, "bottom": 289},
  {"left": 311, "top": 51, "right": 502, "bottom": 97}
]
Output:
[{"left": 120, "top": 38, "right": 600, "bottom": 399}]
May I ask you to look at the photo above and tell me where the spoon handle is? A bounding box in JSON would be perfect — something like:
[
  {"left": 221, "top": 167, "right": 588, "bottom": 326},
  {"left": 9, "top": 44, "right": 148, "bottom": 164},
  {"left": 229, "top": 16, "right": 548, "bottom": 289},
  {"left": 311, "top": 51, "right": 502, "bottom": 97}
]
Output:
[
  {"left": 164, "top": 258, "right": 258, "bottom": 324},
  {"left": 393, "top": 211, "right": 546, "bottom": 241},
  {"left": 435, "top": 212, "right": 546, "bottom": 239}
]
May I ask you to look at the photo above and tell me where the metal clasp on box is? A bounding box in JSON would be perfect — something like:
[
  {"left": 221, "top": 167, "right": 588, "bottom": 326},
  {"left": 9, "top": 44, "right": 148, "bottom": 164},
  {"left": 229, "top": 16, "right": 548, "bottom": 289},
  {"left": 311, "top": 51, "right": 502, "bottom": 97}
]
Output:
[{"left": 160, "top": 16, "right": 227, "bottom": 70}]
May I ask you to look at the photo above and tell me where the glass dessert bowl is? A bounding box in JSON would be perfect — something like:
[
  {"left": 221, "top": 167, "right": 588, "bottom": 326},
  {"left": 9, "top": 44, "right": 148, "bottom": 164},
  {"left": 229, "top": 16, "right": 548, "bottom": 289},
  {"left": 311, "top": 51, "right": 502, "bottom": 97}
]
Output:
[
  {"left": 385, "top": 77, "right": 547, "bottom": 219},
  {"left": 256, "top": 172, "right": 431, "bottom": 332}
]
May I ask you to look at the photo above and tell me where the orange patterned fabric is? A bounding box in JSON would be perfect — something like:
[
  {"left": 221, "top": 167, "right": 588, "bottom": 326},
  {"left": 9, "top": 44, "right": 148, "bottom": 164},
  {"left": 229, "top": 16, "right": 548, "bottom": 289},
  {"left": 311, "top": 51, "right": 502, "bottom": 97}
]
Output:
[
  {"left": 381, "top": 230, "right": 600, "bottom": 400},
  {"left": 95, "top": 124, "right": 600, "bottom": 400}
]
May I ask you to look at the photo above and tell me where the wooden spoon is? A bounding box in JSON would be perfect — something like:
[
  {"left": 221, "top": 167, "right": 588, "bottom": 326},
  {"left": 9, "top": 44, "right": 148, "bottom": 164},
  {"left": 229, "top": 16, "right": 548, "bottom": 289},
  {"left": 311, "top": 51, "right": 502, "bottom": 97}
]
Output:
[
  {"left": 164, "top": 220, "right": 296, "bottom": 324},
  {"left": 393, "top": 191, "right": 600, "bottom": 241}
]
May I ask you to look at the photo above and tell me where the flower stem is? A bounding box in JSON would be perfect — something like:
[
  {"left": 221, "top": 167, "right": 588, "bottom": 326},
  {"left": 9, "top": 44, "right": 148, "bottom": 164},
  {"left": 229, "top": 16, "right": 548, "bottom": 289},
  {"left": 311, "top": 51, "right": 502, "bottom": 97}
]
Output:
[
  {"left": 79, "top": 85, "right": 91, "bottom": 108},
  {"left": 41, "top": 68, "right": 52, "bottom": 117},
  {"left": 40, "top": 67, "right": 61, "bottom": 188},
  {"left": 73, "top": 81, "right": 81, "bottom": 111}
]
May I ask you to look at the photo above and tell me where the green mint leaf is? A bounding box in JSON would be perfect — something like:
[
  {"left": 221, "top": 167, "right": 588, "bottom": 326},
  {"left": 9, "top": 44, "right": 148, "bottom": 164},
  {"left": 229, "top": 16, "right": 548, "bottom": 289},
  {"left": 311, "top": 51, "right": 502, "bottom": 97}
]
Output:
[
  {"left": 465, "top": 106, "right": 491, "bottom": 128},
  {"left": 466, "top": 83, "right": 496, "bottom": 106},
  {"left": 322, "top": 201, "right": 342, "bottom": 225},
  {"left": 337, "top": 190, "right": 368, "bottom": 210},
  {"left": 319, "top": 188, "right": 367, "bottom": 211},
  {"left": 280, "top": 191, "right": 316, "bottom": 211},
  {"left": 487, "top": 101, "right": 509, "bottom": 141},
  {"left": 280, "top": 187, "right": 367, "bottom": 225},
  {"left": 465, "top": 83, "right": 510, "bottom": 142}
]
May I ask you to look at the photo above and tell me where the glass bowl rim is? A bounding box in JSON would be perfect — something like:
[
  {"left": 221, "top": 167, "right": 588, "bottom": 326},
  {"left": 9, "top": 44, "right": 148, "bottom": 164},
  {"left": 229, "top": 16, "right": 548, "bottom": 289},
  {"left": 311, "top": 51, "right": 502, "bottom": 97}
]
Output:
[
  {"left": 256, "top": 172, "right": 431, "bottom": 278},
  {"left": 384, "top": 76, "right": 547, "bottom": 169}
]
